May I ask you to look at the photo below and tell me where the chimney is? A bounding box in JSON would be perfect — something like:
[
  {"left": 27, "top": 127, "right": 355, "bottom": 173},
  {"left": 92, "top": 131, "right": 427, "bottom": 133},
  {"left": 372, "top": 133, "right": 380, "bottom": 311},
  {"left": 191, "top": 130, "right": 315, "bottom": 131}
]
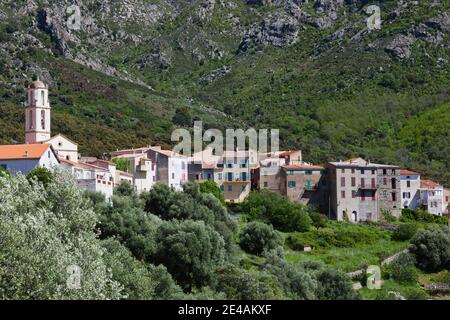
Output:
[{"left": 24, "top": 150, "right": 29, "bottom": 158}]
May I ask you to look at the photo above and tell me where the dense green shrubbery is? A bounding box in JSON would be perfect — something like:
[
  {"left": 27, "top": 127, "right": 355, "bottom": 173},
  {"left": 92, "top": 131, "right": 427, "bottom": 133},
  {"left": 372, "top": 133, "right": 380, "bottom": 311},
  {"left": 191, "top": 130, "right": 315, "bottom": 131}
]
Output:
[
  {"left": 142, "top": 182, "right": 237, "bottom": 256},
  {"left": 409, "top": 227, "right": 450, "bottom": 272},
  {"left": 315, "top": 268, "right": 361, "bottom": 300},
  {"left": 392, "top": 223, "right": 418, "bottom": 241},
  {"left": 309, "top": 212, "right": 328, "bottom": 228},
  {"left": 239, "top": 222, "right": 283, "bottom": 256},
  {"left": 400, "top": 208, "right": 448, "bottom": 225},
  {"left": 384, "top": 252, "right": 419, "bottom": 284},
  {"left": 216, "top": 265, "right": 285, "bottom": 300},
  {"left": 239, "top": 190, "right": 312, "bottom": 232},
  {"left": 199, "top": 179, "right": 225, "bottom": 205},
  {"left": 262, "top": 249, "right": 318, "bottom": 300},
  {"left": 286, "top": 222, "right": 389, "bottom": 250},
  {"left": 153, "top": 219, "right": 226, "bottom": 291},
  {"left": 26, "top": 166, "right": 54, "bottom": 187},
  {"left": 0, "top": 170, "right": 123, "bottom": 299}
]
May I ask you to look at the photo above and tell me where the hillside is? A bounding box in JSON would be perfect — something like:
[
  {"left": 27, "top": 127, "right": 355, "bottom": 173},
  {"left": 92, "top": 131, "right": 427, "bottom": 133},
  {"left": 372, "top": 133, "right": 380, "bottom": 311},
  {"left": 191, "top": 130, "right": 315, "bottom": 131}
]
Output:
[{"left": 0, "top": 0, "right": 448, "bottom": 184}]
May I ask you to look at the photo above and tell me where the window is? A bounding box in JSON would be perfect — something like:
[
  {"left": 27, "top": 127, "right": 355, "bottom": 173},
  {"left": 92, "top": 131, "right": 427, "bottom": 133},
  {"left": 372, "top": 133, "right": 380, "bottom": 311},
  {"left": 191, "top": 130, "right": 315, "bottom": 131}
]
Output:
[
  {"left": 181, "top": 162, "right": 186, "bottom": 170},
  {"left": 264, "top": 181, "right": 268, "bottom": 188},
  {"left": 305, "top": 170, "right": 312, "bottom": 175},
  {"left": 288, "top": 181, "right": 296, "bottom": 188},
  {"left": 153, "top": 176, "right": 156, "bottom": 182},
  {"left": 361, "top": 169, "right": 365, "bottom": 174},
  {"left": 383, "top": 178, "right": 387, "bottom": 185},
  {"left": 207, "top": 173, "right": 212, "bottom": 180},
  {"left": 361, "top": 178, "right": 365, "bottom": 188},
  {"left": 41, "top": 110, "right": 45, "bottom": 130},
  {"left": 383, "top": 169, "right": 387, "bottom": 175},
  {"left": 361, "top": 191, "right": 365, "bottom": 201},
  {"left": 407, "top": 180, "right": 410, "bottom": 188},
  {"left": 371, "top": 170, "right": 376, "bottom": 174},
  {"left": 218, "top": 173, "right": 222, "bottom": 180},
  {"left": 58, "top": 142, "right": 62, "bottom": 147},
  {"left": 340, "top": 177, "right": 345, "bottom": 187},
  {"left": 48, "top": 151, "right": 50, "bottom": 158},
  {"left": 446, "top": 196, "right": 449, "bottom": 202},
  {"left": 242, "top": 172, "right": 247, "bottom": 182},
  {"left": 392, "top": 192, "right": 396, "bottom": 201},
  {"left": 371, "top": 178, "right": 376, "bottom": 188},
  {"left": 352, "top": 190, "right": 356, "bottom": 198},
  {"left": 227, "top": 172, "right": 233, "bottom": 182},
  {"left": 391, "top": 169, "right": 396, "bottom": 175},
  {"left": 341, "top": 168, "right": 345, "bottom": 173},
  {"left": 171, "top": 173, "right": 175, "bottom": 179},
  {"left": 351, "top": 168, "right": 355, "bottom": 174},
  {"left": 372, "top": 191, "right": 376, "bottom": 201},
  {"left": 391, "top": 178, "right": 396, "bottom": 189},
  {"left": 29, "top": 110, "right": 33, "bottom": 129},
  {"left": 341, "top": 191, "right": 345, "bottom": 198},
  {"left": 228, "top": 185, "right": 232, "bottom": 192},
  {"left": 41, "top": 90, "right": 45, "bottom": 105},
  {"left": 351, "top": 177, "right": 356, "bottom": 187}
]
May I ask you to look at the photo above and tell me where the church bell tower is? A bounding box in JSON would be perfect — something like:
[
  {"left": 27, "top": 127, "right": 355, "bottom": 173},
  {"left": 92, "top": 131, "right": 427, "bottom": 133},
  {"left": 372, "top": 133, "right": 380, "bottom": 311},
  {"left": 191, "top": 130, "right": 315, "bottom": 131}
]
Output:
[{"left": 25, "top": 78, "right": 51, "bottom": 144}]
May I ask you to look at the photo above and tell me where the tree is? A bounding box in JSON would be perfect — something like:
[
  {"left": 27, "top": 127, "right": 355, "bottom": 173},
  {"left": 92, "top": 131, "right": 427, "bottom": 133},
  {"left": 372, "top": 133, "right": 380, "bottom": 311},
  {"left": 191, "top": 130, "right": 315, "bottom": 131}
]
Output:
[
  {"left": 239, "top": 222, "right": 283, "bottom": 256},
  {"left": 0, "top": 170, "right": 123, "bottom": 299},
  {"left": 216, "top": 265, "right": 285, "bottom": 300},
  {"left": 111, "top": 158, "right": 131, "bottom": 172},
  {"left": 240, "top": 190, "right": 312, "bottom": 232},
  {"left": 315, "top": 268, "right": 360, "bottom": 300},
  {"left": 98, "top": 195, "right": 160, "bottom": 262},
  {"left": 114, "top": 180, "right": 136, "bottom": 197},
  {"left": 409, "top": 227, "right": 450, "bottom": 272},
  {"left": 153, "top": 220, "right": 226, "bottom": 291},
  {"left": 26, "top": 166, "right": 53, "bottom": 187},
  {"left": 101, "top": 238, "right": 157, "bottom": 299},
  {"left": 172, "top": 108, "right": 192, "bottom": 127},
  {"left": 392, "top": 223, "right": 417, "bottom": 241},
  {"left": 262, "top": 249, "right": 317, "bottom": 300},
  {"left": 384, "top": 252, "right": 418, "bottom": 284},
  {"left": 199, "top": 180, "right": 225, "bottom": 205},
  {"left": 309, "top": 212, "right": 328, "bottom": 228},
  {"left": 0, "top": 166, "right": 9, "bottom": 178}
]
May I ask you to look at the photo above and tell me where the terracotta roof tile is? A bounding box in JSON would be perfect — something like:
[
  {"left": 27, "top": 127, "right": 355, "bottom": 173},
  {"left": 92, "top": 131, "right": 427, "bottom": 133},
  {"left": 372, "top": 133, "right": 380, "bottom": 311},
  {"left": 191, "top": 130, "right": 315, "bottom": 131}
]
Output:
[
  {"left": 0, "top": 144, "right": 52, "bottom": 160},
  {"left": 400, "top": 169, "right": 420, "bottom": 175}
]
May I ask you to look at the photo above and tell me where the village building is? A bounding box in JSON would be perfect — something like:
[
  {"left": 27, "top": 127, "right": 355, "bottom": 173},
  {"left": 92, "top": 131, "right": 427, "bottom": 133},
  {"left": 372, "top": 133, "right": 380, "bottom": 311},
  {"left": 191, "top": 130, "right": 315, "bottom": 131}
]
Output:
[
  {"left": 280, "top": 164, "right": 328, "bottom": 211},
  {"left": 419, "top": 179, "right": 445, "bottom": 216},
  {"left": 327, "top": 157, "right": 401, "bottom": 222},
  {"left": 251, "top": 150, "right": 327, "bottom": 210},
  {"left": 400, "top": 170, "right": 421, "bottom": 209},
  {"left": 60, "top": 159, "right": 114, "bottom": 200},
  {"left": 0, "top": 143, "right": 59, "bottom": 175},
  {"left": 111, "top": 153, "right": 156, "bottom": 193}
]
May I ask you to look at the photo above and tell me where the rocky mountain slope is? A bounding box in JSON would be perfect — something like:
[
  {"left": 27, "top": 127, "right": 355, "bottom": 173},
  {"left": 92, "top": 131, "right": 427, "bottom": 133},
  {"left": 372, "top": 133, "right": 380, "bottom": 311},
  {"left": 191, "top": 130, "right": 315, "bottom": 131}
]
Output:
[{"left": 0, "top": 0, "right": 449, "bottom": 184}]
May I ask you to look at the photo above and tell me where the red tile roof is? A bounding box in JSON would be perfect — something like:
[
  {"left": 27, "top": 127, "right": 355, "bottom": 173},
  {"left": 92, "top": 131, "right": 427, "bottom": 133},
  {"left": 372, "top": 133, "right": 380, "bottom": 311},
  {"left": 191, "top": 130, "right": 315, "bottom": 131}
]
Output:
[
  {"left": 0, "top": 144, "right": 52, "bottom": 160},
  {"left": 421, "top": 179, "right": 441, "bottom": 189},
  {"left": 400, "top": 169, "right": 419, "bottom": 175},
  {"left": 60, "top": 158, "right": 106, "bottom": 171}
]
